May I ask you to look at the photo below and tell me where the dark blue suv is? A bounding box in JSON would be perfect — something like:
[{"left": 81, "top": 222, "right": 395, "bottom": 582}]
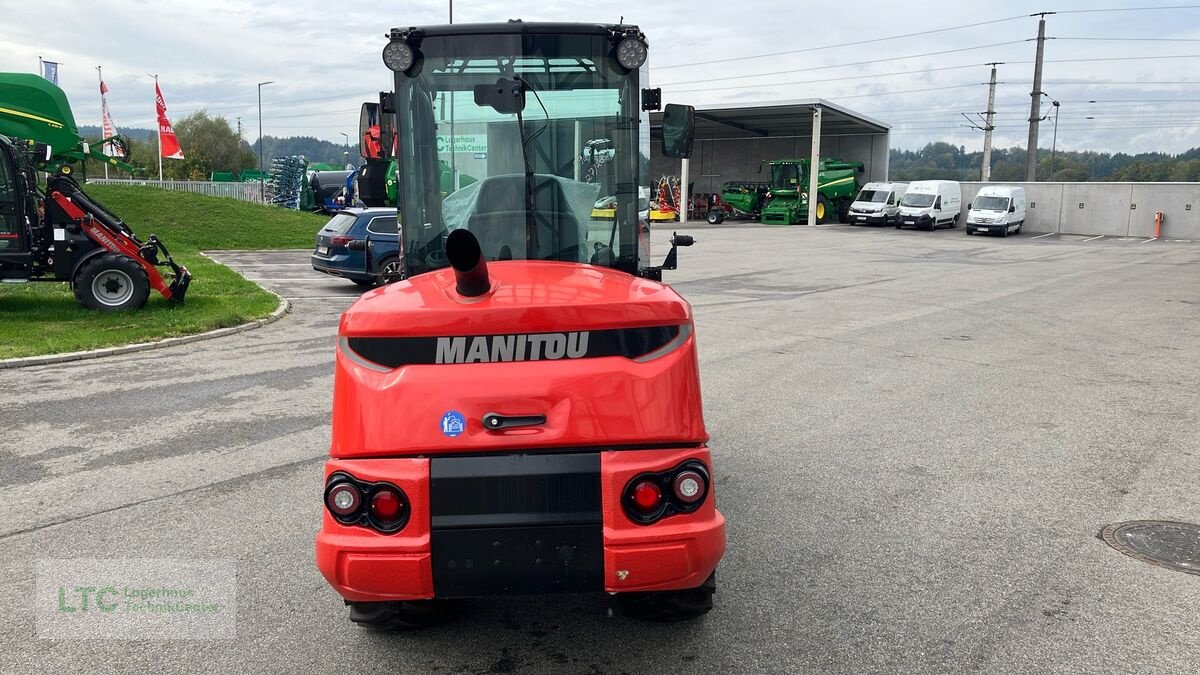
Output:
[{"left": 311, "top": 208, "right": 400, "bottom": 287}]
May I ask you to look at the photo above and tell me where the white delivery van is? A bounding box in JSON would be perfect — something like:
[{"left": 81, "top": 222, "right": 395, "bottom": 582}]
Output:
[
  {"left": 966, "top": 186, "right": 1026, "bottom": 237},
  {"left": 897, "top": 180, "right": 962, "bottom": 231},
  {"left": 848, "top": 182, "right": 908, "bottom": 226}
]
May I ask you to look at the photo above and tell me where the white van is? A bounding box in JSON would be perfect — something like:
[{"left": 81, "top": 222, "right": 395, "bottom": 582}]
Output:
[
  {"left": 848, "top": 182, "right": 908, "bottom": 226},
  {"left": 966, "top": 186, "right": 1026, "bottom": 237},
  {"left": 897, "top": 180, "right": 962, "bottom": 231}
]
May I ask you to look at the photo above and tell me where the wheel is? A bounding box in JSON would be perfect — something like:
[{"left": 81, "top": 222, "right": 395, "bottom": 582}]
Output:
[
  {"left": 836, "top": 200, "right": 851, "bottom": 224},
  {"left": 949, "top": 214, "right": 959, "bottom": 229},
  {"left": 616, "top": 572, "right": 716, "bottom": 622},
  {"left": 352, "top": 278, "right": 377, "bottom": 288},
  {"left": 815, "top": 195, "right": 832, "bottom": 225},
  {"left": 73, "top": 253, "right": 151, "bottom": 311},
  {"left": 1001, "top": 225, "right": 1009, "bottom": 238},
  {"left": 966, "top": 227, "right": 973, "bottom": 236},
  {"left": 375, "top": 256, "right": 402, "bottom": 285},
  {"left": 1015, "top": 222, "right": 1023, "bottom": 235},
  {"left": 706, "top": 209, "right": 725, "bottom": 225},
  {"left": 348, "top": 600, "right": 459, "bottom": 630}
]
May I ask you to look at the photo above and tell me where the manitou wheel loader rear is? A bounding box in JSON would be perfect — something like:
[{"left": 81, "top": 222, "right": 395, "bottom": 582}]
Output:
[
  {"left": 315, "top": 21, "right": 726, "bottom": 628},
  {"left": 0, "top": 73, "right": 189, "bottom": 310}
]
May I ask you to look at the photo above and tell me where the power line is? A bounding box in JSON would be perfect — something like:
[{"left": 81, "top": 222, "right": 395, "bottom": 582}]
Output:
[
  {"left": 650, "top": 14, "right": 1029, "bottom": 70},
  {"left": 1055, "top": 4, "right": 1200, "bottom": 14},
  {"left": 657, "top": 41, "right": 1029, "bottom": 87}
]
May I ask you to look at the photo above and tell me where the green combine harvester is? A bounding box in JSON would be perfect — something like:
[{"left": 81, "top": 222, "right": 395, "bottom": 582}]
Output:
[
  {"left": 759, "top": 158, "right": 864, "bottom": 225},
  {"left": 707, "top": 158, "right": 865, "bottom": 225}
]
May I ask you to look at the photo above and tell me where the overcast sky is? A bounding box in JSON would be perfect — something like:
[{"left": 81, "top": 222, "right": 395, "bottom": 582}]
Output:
[{"left": 3, "top": 0, "right": 1199, "bottom": 154}]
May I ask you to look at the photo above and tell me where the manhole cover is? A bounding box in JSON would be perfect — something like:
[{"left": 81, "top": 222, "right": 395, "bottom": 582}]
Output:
[{"left": 1100, "top": 521, "right": 1200, "bottom": 576}]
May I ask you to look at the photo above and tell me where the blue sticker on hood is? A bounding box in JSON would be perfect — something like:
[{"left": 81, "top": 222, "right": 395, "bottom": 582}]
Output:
[{"left": 440, "top": 410, "right": 465, "bottom": 437}]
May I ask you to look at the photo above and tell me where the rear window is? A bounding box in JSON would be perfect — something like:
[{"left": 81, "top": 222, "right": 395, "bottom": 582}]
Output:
[{"left": 323, "top": 213, "right": 357, "bottom": 234}]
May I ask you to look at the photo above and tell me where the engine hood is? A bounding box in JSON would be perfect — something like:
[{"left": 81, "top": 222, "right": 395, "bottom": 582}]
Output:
[{"left": 340, "top": 261, "right": 691, "bottom": 337}]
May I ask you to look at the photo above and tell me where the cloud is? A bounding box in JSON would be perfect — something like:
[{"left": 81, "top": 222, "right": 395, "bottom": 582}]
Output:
[{"left": 2, "top": 0, "right": 1198, "bottom": 153}]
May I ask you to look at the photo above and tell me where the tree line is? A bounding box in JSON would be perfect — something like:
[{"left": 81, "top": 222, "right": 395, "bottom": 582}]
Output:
[
  {"left": 81, "top": 112, "right": 354, "bottom": 180},
  {"left": 889, "top": 142, "right": 1200, "bottom": 183}
]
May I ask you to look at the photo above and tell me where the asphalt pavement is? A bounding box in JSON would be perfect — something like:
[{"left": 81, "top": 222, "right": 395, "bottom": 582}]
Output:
[{"left": 1, "top": 225, "right": 1198, "bottom": 673}]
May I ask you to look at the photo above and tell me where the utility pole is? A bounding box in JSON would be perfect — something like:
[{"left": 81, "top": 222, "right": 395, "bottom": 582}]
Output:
[
  {"left": 1049, "top": 99, "right": 1061, "bottom": 179},
  {"left": 981, "top": 63, "right": 1000, "bottom": 182},
  {"left": 1025, "top": 13, "right": 1053, "bottom": 182},
  {"left": 258, "top": 81, "right": 274, "bottom": 202},
  {"left": 236, "top": 116, "right": 242, "bottom": 142}
]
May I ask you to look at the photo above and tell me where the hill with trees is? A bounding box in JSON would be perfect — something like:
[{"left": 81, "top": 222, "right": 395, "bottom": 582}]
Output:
[{"left": 889, "top": 142, "right": 1200, "bottom": 183}]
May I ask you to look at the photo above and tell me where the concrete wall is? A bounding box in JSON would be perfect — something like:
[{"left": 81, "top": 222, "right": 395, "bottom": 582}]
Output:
[
  {"left": 958, "top": 182, "right": 1200, "bottom": 238},
  {"left": 652, "top": 133, "right": 891, "bottom": 196}
]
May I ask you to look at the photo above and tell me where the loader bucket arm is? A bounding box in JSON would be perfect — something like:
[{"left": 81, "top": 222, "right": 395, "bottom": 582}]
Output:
[{"left": 46, "top": 175, "right": 191, "bottom": 303}]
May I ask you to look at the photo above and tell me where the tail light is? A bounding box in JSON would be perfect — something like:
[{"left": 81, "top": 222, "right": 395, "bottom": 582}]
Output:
[
  {"left": 324, "top": 473, "right": 409, "bottom": 533},
  {"left": 622, "top": 461, "right": 710, "bottom": 525},
  {"left": 329, "top": 235, "right": 352, "bottom": 247}
]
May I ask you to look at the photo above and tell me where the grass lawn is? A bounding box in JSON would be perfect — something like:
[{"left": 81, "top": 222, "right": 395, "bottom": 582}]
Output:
[{"left": 0, "top": 185, "right": 328, "bottom": 360}]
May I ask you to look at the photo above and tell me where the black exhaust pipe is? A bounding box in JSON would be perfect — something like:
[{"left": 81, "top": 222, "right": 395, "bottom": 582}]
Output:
[{"left": 445, "top": 229, "right": 491, "bottom": 297}]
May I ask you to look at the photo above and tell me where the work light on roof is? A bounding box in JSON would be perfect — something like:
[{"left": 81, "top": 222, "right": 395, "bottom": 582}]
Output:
[
  {"left": 616, "top": 37, "right": 648, "bottom": 70},
  {"left": 383, "top": 40, "right": 415, "bottom": 72}
]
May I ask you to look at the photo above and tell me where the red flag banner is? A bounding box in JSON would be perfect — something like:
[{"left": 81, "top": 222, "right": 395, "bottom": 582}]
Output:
[
  {"left": 155, "top": 82, "right": 185, "bottom": 159},
  {"left": 100, "top": 80, "right": 118, "bottom": 157}
]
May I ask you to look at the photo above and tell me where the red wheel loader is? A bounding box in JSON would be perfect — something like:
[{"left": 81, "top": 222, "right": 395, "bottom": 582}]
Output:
[
  {"left": 315, "top": 21, "right": 726, "bottom": 627},
  {"left": 0, "top": 74, "right": 189, "bottom": 310}
]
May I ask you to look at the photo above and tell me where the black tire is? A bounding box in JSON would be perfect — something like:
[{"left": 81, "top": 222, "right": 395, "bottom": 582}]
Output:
[
  {"left": 1015, "top": 222, "right": 1023, "bottom": 235},
  {"left": 348, "top": 600, "right": 459, "bottom": 630},
  {"left": 1001, "top": 225, "right": 1009, "bottom": 238},
  {"left": 352, "top": 278, "right": 377, "bottom": 288},
  {"left": 949, "top": 214, "right": 959, "bottom": 229},
  {"left": 706, "top": 209, "right": 725, "bottom": 225},
  {"left": 376, "top": 256, "right": 402, "bottom": 285},
  {"left": 815, "top": 195, "right": 833, "bottom": 225},
  {"left": 73, "top": 253, "right": 151, "bottom": 311},
  {"left": 616, "top": 572, "right": 716, "bottom": 622},
  {"left": 836, "top": 200, "right": 851, "bottom": 224}
]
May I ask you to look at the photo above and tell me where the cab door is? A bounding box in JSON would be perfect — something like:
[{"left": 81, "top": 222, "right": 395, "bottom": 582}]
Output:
[{"left": 0, "top": 147, "right": 32, "bottom": 280}]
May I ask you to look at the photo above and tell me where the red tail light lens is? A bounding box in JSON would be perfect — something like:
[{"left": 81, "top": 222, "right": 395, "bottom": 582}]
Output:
[
  {"left": 370, "top": 488, "right": 404, "bottom": 521},
  {"left": 329, "top": 235, "right": 352, "bottom": 247},
  {"left": 631, "top": 481, "right": 663, "bottom": 512}
]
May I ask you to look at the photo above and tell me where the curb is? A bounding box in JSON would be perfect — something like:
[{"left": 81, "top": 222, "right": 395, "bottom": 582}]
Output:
[{"left": 0, "top": 294, "right": 291, "bottom": 370}]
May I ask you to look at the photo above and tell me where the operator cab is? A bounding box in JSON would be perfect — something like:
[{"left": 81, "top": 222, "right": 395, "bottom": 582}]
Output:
[{"left": 374, "top": 22, "right": 694, "bottom": 280}]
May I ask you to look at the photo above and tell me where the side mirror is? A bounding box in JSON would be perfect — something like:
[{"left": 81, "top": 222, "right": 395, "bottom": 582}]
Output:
[
  {"left": 1009, "top": 205, "right": 1016, "bottom": 213},
  {"left": 347, "top": 239, "right": 368, "bottom": 251},
  {"left": 967, "top": 202, "right": 972, "bottom": 210},
  {"left": 671, "top": 233, "right": 695, "bottom": 247},
  {"left": 661, "top": 104, "right": 695, "bottom": 159},
  {"left": 34, "top": 142, "right": 52, "bottom": 162}
]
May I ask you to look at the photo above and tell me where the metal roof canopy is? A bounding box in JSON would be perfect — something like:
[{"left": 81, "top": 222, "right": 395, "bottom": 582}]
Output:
[{"left": 650, "top": 98, "right": 890, "bottom": 140}]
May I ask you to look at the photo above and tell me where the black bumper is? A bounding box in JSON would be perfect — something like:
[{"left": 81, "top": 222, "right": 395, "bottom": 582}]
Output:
[{"left": 429, "top": 452, "right": 603, "bottom": 598}]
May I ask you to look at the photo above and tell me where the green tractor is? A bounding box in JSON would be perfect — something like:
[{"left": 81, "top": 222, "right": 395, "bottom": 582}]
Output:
[{"left": 759, "top": 158, "right": 863, "bottom": 225}]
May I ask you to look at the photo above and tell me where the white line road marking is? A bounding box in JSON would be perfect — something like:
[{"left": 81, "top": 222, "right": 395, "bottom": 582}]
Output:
[
  {"left": 1032, "top": 232, "right": 1056, "bottom": 239},
  {"left": 1170, "top": 239, "right": 1192, "bottom": 243},
  {"left": 237, "top": 263, "right": 314, "bottom": 267},
  {"left": 288, "top": 295, "right": 359, "bottom": 300},
  {"left": 1141, "top": 238, "right": 1158, "bottom": 244},
  {"left": 1117, "top": 238, "right": 1136, "bottom": 241},
  {"left": 1082, "top": 235, "right": 1104, "bottom": 242}
]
